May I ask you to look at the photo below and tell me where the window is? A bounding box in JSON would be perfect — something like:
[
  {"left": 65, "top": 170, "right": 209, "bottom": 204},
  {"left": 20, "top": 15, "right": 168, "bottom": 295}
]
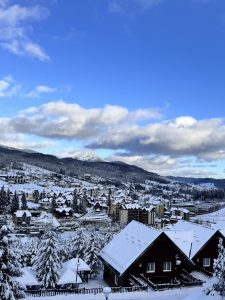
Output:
[
  {"left": 146, "top": 262, "right": 155, "bottom": 273},
  {"left": 163, "top": 261, "right": 172, "bottom": 272},
  {"left": 203, "top": 258, "right": 211, "bottom": 267}
]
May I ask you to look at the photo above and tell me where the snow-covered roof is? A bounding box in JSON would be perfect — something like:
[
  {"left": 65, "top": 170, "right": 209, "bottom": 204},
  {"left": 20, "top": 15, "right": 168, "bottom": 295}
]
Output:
[
  {"left": 55, "top": 207, "right": 72, "bottom": 213},
  {"left": 15, "top": 210, "right": 32, "bottom": 217},
  {"left": 27, "top": 201, "right": 40, "bottom": 209},
  {"left": 165, "top": 220, "right": 217, "bottom": 259},
  {"left": 16, "top": 267, "right": 40, "bottom": 286},
  {"left": 63, "top": 258, "right": 91, "bottom": 272},
  {"left": 57, "top": 258, "right": 90, "bottom": 285},
  {"left": 122, "top": 204, "right": 154, "bottom": 212},
  {"left": 58, "top": 269, "right": 82, "bottom": 285},
  {"left": 99, "top": 220, "right": 161, "bottom": 275}
]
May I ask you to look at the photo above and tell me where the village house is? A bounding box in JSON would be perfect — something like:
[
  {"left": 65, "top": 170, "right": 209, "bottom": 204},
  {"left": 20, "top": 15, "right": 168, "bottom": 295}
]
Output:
[
  {"left": 170, "top": 208, "right": 190, "bottom": 221},
  {"left": 99, "top": 221, "right": 201, "bottom": 289},
  {"left": 118, "top": 204, "right": 155, "bottom": 226},
  {"left": 14, "top": 210, "right": 32, "bottom": 226},
  {"left": 54, "top": 207, "right": 73, "bottom": 218},
  {"left": 166, "top": 220, "right": 225, "bottom": 274}
]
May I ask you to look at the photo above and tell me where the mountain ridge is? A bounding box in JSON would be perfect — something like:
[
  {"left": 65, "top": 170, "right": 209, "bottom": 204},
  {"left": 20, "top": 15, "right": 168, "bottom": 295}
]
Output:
[
  {"left": 0, "top": 146, "right": 165, "bottom": 183},
  {"left": 0, "top": 145, "right": 224, "bottom": 188}
]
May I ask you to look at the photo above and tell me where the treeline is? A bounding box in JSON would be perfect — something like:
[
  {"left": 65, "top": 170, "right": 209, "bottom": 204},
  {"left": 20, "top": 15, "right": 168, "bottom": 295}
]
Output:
[{"left": 192, "top": 189, "right": 225, "bottom": 201}]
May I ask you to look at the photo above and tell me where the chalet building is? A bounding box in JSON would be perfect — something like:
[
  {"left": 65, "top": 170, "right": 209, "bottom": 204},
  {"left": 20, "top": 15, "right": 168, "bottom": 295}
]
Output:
[
  {"left": 14, "top": 210, "right": 32, "bottom": 226},
  {"left": 93, "top": 201, "right": 108, "bottom": 212},
  {"left": 119, "top": 204, "right": 155, "bottom": 226},
  {"left": 170, "top": 208, "right": 190, "bottom": 221},
  {"left": 99, "top": 221, "right": 201, "bottom": 288},
  {"left": 54, "top": 207, "right": 73, "bottom": 218},
  {"left": 166, "top": 220, "right": 225, "bottom": 274}
]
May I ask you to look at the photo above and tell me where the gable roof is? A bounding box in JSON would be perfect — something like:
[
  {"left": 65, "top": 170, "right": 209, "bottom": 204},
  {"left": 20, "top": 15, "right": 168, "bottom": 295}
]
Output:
[
  {"left": 99, "top": 220, "right": 161, "bottom": 275},
  {"left": 165, "top": 220, "right": 217, "bottom": 259},
  {"left": 15, "top": 210, "right": 32, "bottom": 217}
]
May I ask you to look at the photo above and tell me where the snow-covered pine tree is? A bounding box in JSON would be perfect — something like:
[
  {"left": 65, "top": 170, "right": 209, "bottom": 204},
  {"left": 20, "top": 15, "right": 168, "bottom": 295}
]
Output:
[
  {"left": 33, "top": 228, "right": 61, "bottom": 289},
  {"left": 20, "top": 193, "right": 27, "bottom": 210},
  {"left": 209, "top": 238, "right": 225, "bottom": 296},
  {"left": 78, "top": 198, "right": 86, "bottom": 214},
  {"left": 84, "top": 233, "right": 101, "bottom": 277},
  {"left": 11, "top": 191, "right": 19, "bottom": 214},
  {"left": 0, "top": 186, "right": 8, "bottom": 214},
  {"left": 72, "top": 189, "right": 78, "bottom": 213},
  {"left": 32, "top": 190, "right": 39, "bottom": 203},
  {"left": 0, "top": 225, "right": 25, "bottom": 300},
  {"left": 51, "top": 194, "right": 57, "bottom": 213},
  {"left": 16, "top": 238, "right": 39, "bottom": 267},
  {"left": 71, "top": 228, "right": 87, "bottom": 259}
]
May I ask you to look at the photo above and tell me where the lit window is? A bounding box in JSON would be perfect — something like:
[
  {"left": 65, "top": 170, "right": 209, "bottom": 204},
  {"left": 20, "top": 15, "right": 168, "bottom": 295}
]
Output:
[
  {"left": 203, "top": 258, "right": 211, "bottom": 267},
  {"left": 163, "top": 261, "right": 172, "bottom": 272},
  {"left": 146, "top": 262, "right": 155, "bottom": 273}
]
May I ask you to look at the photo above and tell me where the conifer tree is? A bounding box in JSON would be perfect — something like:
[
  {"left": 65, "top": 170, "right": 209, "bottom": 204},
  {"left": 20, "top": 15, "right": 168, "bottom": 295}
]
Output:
[
  {"left": 72, "top": 189, "right": 78, "bottom": 213},
  {"left": 0, "top": 225, "right": 25, "bottom": 300},
  {"left": 32, "top": 190, "right": 39, "bottom": 203},
  {"left": 84, "top": 233, "right": 101, "bottom": 277},
  {"left": 11, "top": 191, "right": 19, "bottom": 214},
  {"left": 79, "top": 198, "right": 86, "bottom": 214},
  {"left": 51, "top": 193, "right": 57, "bottom": 213},
  {"left": 33, "top": 228, "right": 61, "bottom": 289},
  {"left": 210, "top": 238, "right": 225, "bottom": 296},
  {"left": 20, "top": 192, "right": 27, "bottom": 210},
  {"left": 0, "top": 186, "right": 7, "bottom": 214},
  {"left": 71, "top": 228, "right": 87, "bottom": 259}
]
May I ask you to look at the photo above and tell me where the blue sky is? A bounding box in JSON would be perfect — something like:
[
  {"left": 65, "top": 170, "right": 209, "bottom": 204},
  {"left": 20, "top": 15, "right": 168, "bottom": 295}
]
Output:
[{"left": 0, "top": 0, "right": 225, "bottom": 178}]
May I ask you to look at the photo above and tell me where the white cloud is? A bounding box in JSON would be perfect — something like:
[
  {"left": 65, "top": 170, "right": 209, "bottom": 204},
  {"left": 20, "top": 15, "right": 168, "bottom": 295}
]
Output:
[
  {"left": 89, "top": 116, "right": 225, "bottom": 161},
  {"left": 26, "top": 85, "right": 56, "bottom": 98},
  {"left": 9, "top": 101, "right": 161, "bottom": 140},
  {"left": 0, "top": 2, "right": 50, "bottom": 60},
  {"left": 1, "top": 100, "right": 225, "bottom": 177},
  {"left": 108, "top": 153, "right": 220, "bottom": 177},
  {"left": 0, "top": 74, "right": 21, "bottom": 97}
]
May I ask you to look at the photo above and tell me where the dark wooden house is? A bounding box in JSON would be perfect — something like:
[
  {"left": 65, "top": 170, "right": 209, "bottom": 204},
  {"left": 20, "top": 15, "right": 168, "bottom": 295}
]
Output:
[
  {"left": 14, "top": 210, "right": 31, "bottom": 226},
  {"left": 99, "top": 221, "right": 200, "bottom": 288},
  {"left": 166, "top": 220, "right": 225, "bottom": 275}
]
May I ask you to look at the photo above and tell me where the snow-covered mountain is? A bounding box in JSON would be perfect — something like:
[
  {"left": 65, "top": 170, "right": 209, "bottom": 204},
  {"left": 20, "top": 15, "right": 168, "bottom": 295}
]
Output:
[{"left": 60, "top": 150, "right": 107, "bottom": 162}]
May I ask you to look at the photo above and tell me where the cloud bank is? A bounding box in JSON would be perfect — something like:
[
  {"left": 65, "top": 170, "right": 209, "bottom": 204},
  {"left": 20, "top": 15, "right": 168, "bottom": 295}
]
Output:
[{"left": 1, "top": 100, "right": 225, "bottom": 177}]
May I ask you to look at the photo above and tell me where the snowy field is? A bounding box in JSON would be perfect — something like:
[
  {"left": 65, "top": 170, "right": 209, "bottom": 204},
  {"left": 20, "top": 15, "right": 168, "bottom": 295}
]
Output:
[
  {"left": 25, "top": 286, "right": 206, "bottom": 300},
  {"left": 192, "top": 206, "right": 225, "bottom": 229}
]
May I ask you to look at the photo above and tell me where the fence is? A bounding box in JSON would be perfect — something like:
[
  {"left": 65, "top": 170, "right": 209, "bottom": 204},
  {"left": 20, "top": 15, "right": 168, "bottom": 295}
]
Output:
[{"left": 26, "top": 285, "right": 148, "bottom": 297}]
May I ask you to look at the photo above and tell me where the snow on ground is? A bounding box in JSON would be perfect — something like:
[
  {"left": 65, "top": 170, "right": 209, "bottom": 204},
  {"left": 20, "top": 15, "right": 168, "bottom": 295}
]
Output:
[
  {"left": 26, "top": 286, "right": 204, "bottom": 300},
  {"left": 197, "top": 183, "right": 216, "bottom": 190},
  {"left": 192, "top": 206, "right": 225, "bottom": 229},
  {"left": 32, "top": 212, "right": 60, "bottom": 227}
]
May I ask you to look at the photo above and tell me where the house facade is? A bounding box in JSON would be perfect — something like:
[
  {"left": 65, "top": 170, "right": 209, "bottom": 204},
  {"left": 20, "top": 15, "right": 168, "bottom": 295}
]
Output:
[
  {"left": 119, "top": 204, "right": 155, "bottom": 226},
  {"left": 14, "top": 210, "right": 32, "bottom": 226}
]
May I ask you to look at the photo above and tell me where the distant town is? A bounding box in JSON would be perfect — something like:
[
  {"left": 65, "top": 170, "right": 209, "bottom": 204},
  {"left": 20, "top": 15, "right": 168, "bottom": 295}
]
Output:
[{"left": 1, "top": 150, "right": 225, "bottom": 299}]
